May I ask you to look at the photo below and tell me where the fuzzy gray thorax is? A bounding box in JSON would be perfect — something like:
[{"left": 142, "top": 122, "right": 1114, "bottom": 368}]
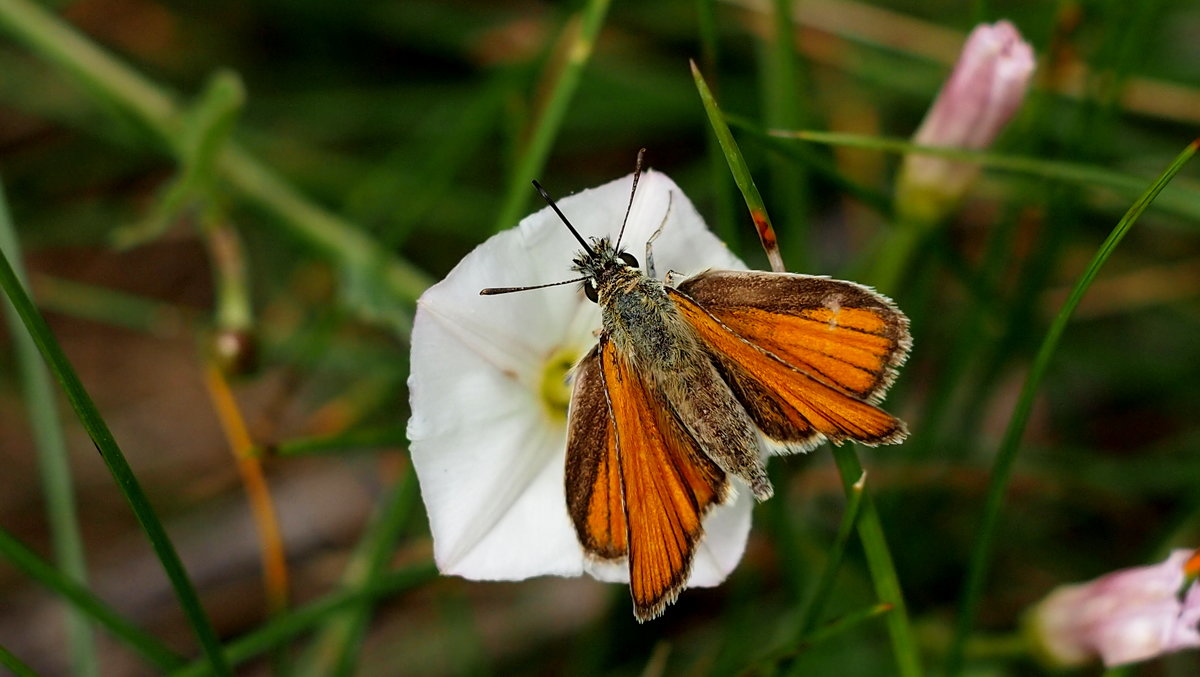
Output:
[
  {"left": 572, "top": 236, "right": 773, "bottom": 501},
  {"left": 573, "top": 237, "right": 700, "bottom": 375}
]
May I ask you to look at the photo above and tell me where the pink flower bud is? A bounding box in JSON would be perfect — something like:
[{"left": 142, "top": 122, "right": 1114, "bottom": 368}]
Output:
[
  {"left": 1028, "top": 549, "right": 1200, "bottom": 668},
  {"left": 897, "top": 20, "right": 1036, "bottom": 221}
]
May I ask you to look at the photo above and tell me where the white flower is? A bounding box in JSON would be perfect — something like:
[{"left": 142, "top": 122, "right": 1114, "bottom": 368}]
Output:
[
  {"left": 896, "top": 20, "right": 1036, "bottom": 222},
  {"left": 407, "top": 170, "right": 754, "bottom": 590},
  {"left": 1028, "top": 549, "right": 1200, "bottom": 668}
]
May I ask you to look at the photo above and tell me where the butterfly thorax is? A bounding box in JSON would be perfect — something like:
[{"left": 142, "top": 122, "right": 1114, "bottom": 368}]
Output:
[{"left": 572, "top": 238, "right": 702, "bottom": 376}]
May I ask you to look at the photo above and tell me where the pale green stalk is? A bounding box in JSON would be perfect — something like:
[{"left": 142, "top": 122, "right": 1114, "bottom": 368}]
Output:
[{"left": 0, "top": 180, "right": 97, "bottom": 677}]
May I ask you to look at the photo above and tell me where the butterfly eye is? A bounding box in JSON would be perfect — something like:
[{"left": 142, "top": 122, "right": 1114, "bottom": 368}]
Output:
[
  {"left": 619, "top": 252, "right": 639, "bottom": 269},
  {"left": 583, "top": 280, "right": 598, "bottom": 303}
]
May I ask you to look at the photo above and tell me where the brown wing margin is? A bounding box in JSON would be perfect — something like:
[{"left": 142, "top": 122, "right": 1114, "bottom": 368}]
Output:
[
  {"left": 564, "top": 344, "right": 627, "bottom": 560},
  {"left": 668, "top": 282, "right": 907, "bottom": 449},
  {"left": 599, "top": 339, "right": 729, "bottom": 622},
  {"left": 677, "top": 271, "right": 911, "bottom": 402}
]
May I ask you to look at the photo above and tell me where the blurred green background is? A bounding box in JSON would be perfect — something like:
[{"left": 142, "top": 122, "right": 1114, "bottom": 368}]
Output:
[{"left": 1, "top": 0, "right": 1199, "bottom": 675}]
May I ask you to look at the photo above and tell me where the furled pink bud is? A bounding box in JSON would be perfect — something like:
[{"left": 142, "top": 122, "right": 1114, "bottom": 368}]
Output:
[
  {"left": 896, "top": 20, "right": 1036, "bottom": 221},
  {"left": 1027, "top": 549, "right": 1200, "bottom": 668}
]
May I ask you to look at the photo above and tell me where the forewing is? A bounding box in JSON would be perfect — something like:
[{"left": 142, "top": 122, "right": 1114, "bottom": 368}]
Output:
[
  {"left": 564, "top": 344, "right": 627, "bottom": 560},
  {"left": 677, "top": 271, "right": 910, "bottom": 402},
  {"left": 669, "top": 278, "right": 907, "bottom": 451},
  {"left": 600, "top": 339, "right": 729, "bottom": 621}
]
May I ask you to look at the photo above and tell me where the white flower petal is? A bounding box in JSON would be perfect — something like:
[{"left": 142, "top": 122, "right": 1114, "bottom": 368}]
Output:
[
  {"left": 445, "top": 428, "right": 585, "bottom": 579},
  {"left": 689, "top": 484, "right": 754, "bottom": 587},
  {"left": 413, "top": 221, "right": 586, "bottom": 380},
  {"left": 409, "top": 360, "right": 579, "bottom": 576}
]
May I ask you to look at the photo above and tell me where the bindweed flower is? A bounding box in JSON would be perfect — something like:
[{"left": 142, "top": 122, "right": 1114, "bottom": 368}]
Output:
[
  {"left": 896, "top": 20, "right": 1036, "bottom": 223},
  {"left": 1027, "top": 549, "right": 1200, "bottom": 668},
  {"left": 407, "top": 171, "right": 754, "bottom": 591}
]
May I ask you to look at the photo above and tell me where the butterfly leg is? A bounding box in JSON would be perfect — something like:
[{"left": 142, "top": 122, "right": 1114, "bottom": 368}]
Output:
[{"left": 645, "top": 191, "right": 674, "bottom": 279}]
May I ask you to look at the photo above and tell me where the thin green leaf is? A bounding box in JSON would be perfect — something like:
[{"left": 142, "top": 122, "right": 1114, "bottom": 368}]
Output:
[
  {"left": 945, "top": 138, "right": 1200, "bottom": 677},
  {"left": 0, "top": 248, "right": 231, "bottom": 675},
  {"left": 774, "top": 129, "right": 1200, "bottom": 221},
  {"left": 691, "top": 60, "right": 785, "bottom": 272},
  {"left": 831, "top": 446, "right": 923, "bottom": 677},
  {"left": 297, "top": 469, "right": 419, "bottom": 676},
  {"left": 0, "top": 644, "right": 40, "bottom": 677},
  {"left": 726, "top": 116, "right": 891, "bottom": 216},
  {"left": 748, "top": 603, "right": 892, "bottom": 676},
  {"left": 266, "top": 425, "right": 409, "bottom": 457},
  {"left": 0, "top": 527, "right": 186, "bottom": 671},
  {"left": 797, "top": 471, "right": 866, "bottom": 635},
  {"left": 0, "top": 179, "right": 98, "bottom": 676},
  {"left": 170, "top": 561, "right": 439, "bottom": 677},
  {"left": 113, "top": 69, "right": 245, "bottom": 249}
]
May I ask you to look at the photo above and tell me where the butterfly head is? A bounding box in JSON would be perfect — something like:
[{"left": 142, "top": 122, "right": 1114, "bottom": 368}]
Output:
[{"left": 572, "top": 236, "right": 640, "bottom": 304}]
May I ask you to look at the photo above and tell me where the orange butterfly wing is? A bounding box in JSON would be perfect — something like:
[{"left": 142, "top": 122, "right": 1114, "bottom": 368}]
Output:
[
  {"left": 564, "top": 338, "right": 730, "bottom": 621},
  {"left": 670, "top": 271, "right": 910, "bottom": 450},
  {"left": 564, "top": 345, "right": 627, "bottom": 559}
]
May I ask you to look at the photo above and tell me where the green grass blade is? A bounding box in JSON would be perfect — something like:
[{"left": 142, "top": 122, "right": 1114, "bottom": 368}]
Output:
[
  {"left": 170, "top": 562, "right": 439, "bottom": 677},
  {"left": 691, "top": 60, "right": 785, "bottom": 272},
  {"left": 774, "top": 129, "right": 1200, "bottom": 221},
  {"left": 803, "top": 602, "right": 893, "bottom": 647},
  {"left": 0, "top": 180, "right": 98, "bottom": 676},
  {"left": 491, "top": 0, "right": 612, "bottom": 233},
  {"left": 831, "top": 446, "right": 922, "bottom": 677},
  {"left": 297, "top": 468, "right": 419, "bottom": 676},
  {"left": 797, "top": 470, "right": 865, "bottom": 635},
  {"left": 756, "top": 603, "right": 893, "bottom": 675},
  {"left": 726, "top": 116, "right": 891, "bottom": 216},
  {"left": 945, "top": 138, "right": 1200, "bottom": 677},
  {"left": 0, "top": 527, "right": 186, "bottom": 671},
  {"left": 267, "top": 425, "right": 409, "bottom": 457},
  {"left": 0, "top": 644, "right": 40, "bottom": 677},
  {"left": 0, "top": 249, "right": 232, "bottom": 675}
]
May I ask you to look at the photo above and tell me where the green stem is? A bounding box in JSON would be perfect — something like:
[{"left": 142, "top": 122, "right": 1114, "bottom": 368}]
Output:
[
  {"left": 831, "top": 446, "right": 922, "bottom": 677},
  {"left": 0, "top": 0, "right": 431, "bottom": 334},
  {"left": 170, "top": 562, "right": 439, "bottom": 677},
  {"left": 945, "top": 139, "right": 1199, "bottom": 676},
  {"left": 0, "top": 247, "right": 231, "bottom": 676},
  {"left": 0, "top": 527, "right": 186, "bottom": 671},
  {"left": 797, "top": 470, "right": 865, "bottom": 635},
  {"left": 0, "top": 644, "right": 39, "bottom": 677},
  {"left": 297, "top": 469, "right": 419, "bottom": 676},
  {"left": 0, "top": 0, "right": 177, "bottom": 144},
  {"left": 776, "top": 129, "right": 1200, "bottom": 221},
  {"left": 0, "top": 181, "right": 98, "bottom": 676},
  {"left": 491, "top": 0, "right": 612, "bottom": 233},
  {"left": 692, "top": 61, "right": 785, "bottom": 272}
]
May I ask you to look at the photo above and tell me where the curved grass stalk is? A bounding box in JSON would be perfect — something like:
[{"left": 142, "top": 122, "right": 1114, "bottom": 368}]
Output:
[{"left": 945, "top": 138, "right": 1199, "bottom": 676}]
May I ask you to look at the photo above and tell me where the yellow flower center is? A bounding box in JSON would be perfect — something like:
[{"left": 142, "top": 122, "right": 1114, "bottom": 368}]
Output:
[{"left": 540, "top": 348, "right": 578, "bottom": 422}]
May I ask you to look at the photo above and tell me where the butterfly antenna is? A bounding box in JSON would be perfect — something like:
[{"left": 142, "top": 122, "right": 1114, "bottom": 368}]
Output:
[
  {"left": 533, "top": 180, "right": 595, "bottom": 257},
  {"left": 480, "top": 276, "right": 588, "bottom": 296},
  {"left": 613, "top": 147, "right": 646, "bottom": 250}
]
